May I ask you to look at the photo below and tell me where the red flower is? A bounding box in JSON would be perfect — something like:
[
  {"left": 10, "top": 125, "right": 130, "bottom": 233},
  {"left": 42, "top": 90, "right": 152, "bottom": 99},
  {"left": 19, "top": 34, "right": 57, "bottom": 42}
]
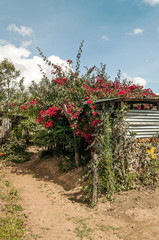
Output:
[
  {"left": 44, "top": 121, "right": 53, "bottom": 128},
  {"left": 66, "top": 60, "right": 72, "bottom": 64},
  {"left": 93, "top": 111, "right": 97, "bottom": 116},
  {"left": 54, "top": 78, "right": 68, "bottom": 85},
  {"left": 85, "top": 97, "right": 90, "bottom": 100},
  {"left": 137, "top": 105, "right": 141, "bottom": 110},
  {"left": 87, "top": 100, "right": 92, "bottom": 104}
]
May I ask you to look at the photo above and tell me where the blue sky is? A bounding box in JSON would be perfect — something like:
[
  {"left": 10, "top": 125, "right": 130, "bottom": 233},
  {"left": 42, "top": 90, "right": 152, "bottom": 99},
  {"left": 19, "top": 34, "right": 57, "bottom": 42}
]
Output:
[{"left": 0, "top": 0, "right": 159, "bottom": 93}]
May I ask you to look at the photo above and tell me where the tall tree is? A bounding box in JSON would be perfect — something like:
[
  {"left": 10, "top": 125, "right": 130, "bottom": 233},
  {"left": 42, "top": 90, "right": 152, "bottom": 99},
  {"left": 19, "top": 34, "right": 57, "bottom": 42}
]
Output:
[{"left": 0, "top": 58, "right": 27, "bottom": 111}]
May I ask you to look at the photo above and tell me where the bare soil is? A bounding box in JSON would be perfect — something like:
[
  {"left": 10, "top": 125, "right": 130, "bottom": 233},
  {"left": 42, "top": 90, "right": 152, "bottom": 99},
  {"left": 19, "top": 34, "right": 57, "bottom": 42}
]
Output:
[{"left": 3, "top": 146, "right": 159, "bottom": 240}]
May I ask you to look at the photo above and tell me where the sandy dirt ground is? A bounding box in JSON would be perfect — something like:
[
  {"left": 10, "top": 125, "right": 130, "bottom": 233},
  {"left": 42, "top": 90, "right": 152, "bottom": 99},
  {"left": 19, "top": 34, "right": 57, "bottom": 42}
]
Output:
[{"left": 3, "top": 146, "right": 159, "bottom": 240}]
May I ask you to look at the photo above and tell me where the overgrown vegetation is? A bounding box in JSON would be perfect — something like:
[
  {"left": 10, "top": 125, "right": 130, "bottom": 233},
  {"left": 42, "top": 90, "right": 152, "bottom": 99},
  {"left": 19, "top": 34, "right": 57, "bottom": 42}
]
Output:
[
  {"left": 83, "top": 109, "right": 159, "bottom": 204},
  {"left": 98, "top": 115, "right": 116, "bottom": 195}
]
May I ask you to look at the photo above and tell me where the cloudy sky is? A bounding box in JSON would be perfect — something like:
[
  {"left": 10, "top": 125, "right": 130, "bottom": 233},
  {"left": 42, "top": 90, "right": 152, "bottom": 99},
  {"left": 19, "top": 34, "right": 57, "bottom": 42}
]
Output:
[{"left": 0, "top": 0, "right": 159, "bottom": 93}]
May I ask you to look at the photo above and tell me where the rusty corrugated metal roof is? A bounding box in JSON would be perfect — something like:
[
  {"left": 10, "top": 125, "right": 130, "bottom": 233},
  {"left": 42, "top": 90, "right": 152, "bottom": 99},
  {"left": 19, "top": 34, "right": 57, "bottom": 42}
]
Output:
[{"left": 94, "top": 97, "right": 159, "bottom": 104}]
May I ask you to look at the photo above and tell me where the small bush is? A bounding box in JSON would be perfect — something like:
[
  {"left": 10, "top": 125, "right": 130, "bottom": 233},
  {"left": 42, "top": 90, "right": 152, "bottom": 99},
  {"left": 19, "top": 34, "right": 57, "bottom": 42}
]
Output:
[{"left": 0, "top": 131, "right": 31, "bottom": 163}]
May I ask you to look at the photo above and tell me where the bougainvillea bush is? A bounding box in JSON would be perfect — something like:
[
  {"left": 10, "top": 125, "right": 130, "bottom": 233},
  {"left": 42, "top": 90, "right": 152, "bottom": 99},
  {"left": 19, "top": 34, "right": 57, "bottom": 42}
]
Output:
[
  {"left": 18, "top": 42, "right": 159, "bottom": 204},
  {"left": 20, "top": 42, "right": 156, "bottom": 168}
]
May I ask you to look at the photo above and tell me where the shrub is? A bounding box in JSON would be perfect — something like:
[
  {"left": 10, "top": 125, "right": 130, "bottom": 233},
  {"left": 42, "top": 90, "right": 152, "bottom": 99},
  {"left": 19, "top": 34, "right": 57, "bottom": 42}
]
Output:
[{"left": 0, "top": 131, "right": 30, "bottom": 163}]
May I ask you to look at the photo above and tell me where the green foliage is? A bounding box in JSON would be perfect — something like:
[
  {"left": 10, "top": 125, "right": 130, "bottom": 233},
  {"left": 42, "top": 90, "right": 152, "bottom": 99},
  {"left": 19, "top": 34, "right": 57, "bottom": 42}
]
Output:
[
  {"left": 20, "top": 118, "right": 36, "bottom": 132},
  {"left": 0, "top": 58, "right": 28, "bottom": 112},
  {"left": 12, "top": 125, "right": 23, "bottom": 140},
  {"left": 133, "top": 142, "right": 159, "bottom": 185},
  {"left": 20, "top": 117, "right": 37, "bottom": 143},
  {"left": 98, "top": 115, "right": 116, "bottom": 194},
  {"left": 101, "top": 110, "right": 159, "bottom": 193},
  {"left": 0, "top": 131, "right": 30, "bottom": 163},
  {"left": 83, "top": 109, "right": 159, "bottom": 204},
  {"left": 111, "top": 109, "right": 137, "bottom": 190},
  {"left": 33, "top": 118, "right": 74, "bottom": 152}
]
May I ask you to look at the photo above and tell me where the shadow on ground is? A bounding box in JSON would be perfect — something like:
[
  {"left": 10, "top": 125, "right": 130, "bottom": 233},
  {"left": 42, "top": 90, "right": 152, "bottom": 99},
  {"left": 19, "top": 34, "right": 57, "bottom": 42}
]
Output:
[{"left": 9, "top": 146, "right": 85, "bottom": 202}]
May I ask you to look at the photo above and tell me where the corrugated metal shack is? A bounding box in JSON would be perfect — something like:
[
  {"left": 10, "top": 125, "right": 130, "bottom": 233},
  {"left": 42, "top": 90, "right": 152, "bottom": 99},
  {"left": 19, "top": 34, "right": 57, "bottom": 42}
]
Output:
[{"left": 94, "top": 97, "right": 159, "bottom": 139}]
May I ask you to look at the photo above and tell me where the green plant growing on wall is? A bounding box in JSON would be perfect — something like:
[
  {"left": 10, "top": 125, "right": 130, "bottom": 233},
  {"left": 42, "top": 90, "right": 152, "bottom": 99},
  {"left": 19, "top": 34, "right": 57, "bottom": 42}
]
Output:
[
  {"left": 98, "top": 115, "right": 116, "bottom": 195},
  {"left": 110, "top": 108, "right": 137, "bottom": 189},
  {"left": 134, "top": 142, "right": 159, "bottom": 185}
]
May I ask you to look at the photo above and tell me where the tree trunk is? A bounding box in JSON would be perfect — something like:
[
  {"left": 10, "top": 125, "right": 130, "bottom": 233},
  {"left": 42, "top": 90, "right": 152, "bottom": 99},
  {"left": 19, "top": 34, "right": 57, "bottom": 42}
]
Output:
[
  {"left": 72, "top": 130, "right": 80, "bottom": 167},
  {"left": 92, "top": 153, "right": 98, "bottom": 205},
  {"left": 63, "top": 104, "right": 80, "bottom": 167}
]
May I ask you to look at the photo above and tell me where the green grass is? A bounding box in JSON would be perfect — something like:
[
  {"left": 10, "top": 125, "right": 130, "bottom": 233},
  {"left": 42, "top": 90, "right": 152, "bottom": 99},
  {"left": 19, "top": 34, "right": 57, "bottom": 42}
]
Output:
[
  {"left": 67, "top": 216, "right": 94, "bottom": 240},
  {"left": 0, "top": 217, "right": 26, "bottom": 240},
  {"left": 74, "top": 218, "right": 93, "bottom": 240},
  {"left": 65, "top": 214, "right": 122, "bottom": 240}
]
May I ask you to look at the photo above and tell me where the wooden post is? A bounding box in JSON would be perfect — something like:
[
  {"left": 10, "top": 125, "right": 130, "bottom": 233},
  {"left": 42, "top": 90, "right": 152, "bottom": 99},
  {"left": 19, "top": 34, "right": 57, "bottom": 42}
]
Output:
[
  {"left": 72, "top": 130, "right": 80, "bottom": 167},
  {"left": 121, "top": 101, "right": 124, "bottom": 109},
  {"left": 92, "top": 152, "right": 98, "bottom": 205},
  {"left": 130, "top": 103, "right": 133, "bottom": 109}
]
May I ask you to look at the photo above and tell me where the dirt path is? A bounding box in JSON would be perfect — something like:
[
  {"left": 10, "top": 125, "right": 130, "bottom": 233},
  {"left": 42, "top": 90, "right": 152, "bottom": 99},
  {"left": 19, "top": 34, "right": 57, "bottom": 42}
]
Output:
[{"left": 4, "top": 147, "right": 159, "bottom": 240}]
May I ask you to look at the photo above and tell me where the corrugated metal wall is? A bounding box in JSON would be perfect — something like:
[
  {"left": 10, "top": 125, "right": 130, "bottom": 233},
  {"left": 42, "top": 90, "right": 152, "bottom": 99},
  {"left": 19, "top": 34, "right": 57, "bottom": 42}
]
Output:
[{"left": 126, "top": 110, "right": 159, "bottom": 138}]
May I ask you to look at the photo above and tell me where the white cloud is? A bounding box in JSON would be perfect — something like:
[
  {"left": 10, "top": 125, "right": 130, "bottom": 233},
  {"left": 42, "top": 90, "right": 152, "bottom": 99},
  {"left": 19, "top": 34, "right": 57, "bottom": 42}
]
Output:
[
  {"left": 0, "top": 44, "right": 31, "bottom": 59},
  {"left": 21, "top": 41, "right": 32, "bottom": 48},
  {"left": 143, "top": 0, "right": 159, "bottom": 6},
  {"left": 101, "top": 35, "right": 109, "bottom": 41},
  {"left": 7, "top": 24, "right": 33, "bottom": 37},
  {"left": 0, "top": 43, "right": 70, "bottom": 86},
  {"left": 127, "top": 28, "right": 144, "bottom": 36},
  {"left": 0, "top": 39, "right": 9, "bottom": 45},
  {"left": 133, "top": 28, "right": 144, "bottom": 35},
  {"left": 123, "top": 73, "right": 147, "bottom": 87}
]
